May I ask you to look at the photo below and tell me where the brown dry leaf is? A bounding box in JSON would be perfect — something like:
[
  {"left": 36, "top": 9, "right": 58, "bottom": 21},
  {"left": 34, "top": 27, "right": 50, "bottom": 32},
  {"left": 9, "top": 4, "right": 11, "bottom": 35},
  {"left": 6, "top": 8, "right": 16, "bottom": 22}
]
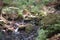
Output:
[
  {"left": 8, "top": 27, "right": 14, "bottom": 31},
  {"left": 23, "top": 9, "right": 31, "bottom": 15},
  {"left": 0, "top": 16, "right": 8, "bottom": 24},
  {"left": 3, "top": 24, "right": 14, "bottom": 31}
]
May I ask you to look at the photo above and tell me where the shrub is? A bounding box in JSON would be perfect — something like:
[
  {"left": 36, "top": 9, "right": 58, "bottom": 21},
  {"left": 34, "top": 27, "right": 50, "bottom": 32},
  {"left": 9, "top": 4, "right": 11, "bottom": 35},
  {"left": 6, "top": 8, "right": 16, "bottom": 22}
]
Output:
[{"left": 36, "top": 13, "right": 60, "bottom": 40}]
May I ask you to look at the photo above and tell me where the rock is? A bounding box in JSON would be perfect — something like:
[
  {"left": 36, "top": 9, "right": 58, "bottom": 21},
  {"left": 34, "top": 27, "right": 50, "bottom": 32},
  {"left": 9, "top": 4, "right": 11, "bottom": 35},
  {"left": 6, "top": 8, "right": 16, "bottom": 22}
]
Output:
[{"left": 25, "top": 24, "right": 34, "bottom": 33}]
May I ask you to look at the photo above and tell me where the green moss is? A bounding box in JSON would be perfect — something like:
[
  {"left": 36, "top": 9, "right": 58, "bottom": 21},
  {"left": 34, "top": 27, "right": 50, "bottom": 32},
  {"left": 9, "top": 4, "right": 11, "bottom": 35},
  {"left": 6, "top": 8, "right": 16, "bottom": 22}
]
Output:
[{"left": 36, "top": 29, "right": 48, "bottom": 40}]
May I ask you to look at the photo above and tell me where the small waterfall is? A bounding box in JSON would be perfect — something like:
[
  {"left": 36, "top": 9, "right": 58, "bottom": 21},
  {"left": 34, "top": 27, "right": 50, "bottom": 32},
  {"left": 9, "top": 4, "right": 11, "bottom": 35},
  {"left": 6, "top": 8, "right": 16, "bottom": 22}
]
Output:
[{"left": 14, "top": 27, "right": 19, "bottom": 33}]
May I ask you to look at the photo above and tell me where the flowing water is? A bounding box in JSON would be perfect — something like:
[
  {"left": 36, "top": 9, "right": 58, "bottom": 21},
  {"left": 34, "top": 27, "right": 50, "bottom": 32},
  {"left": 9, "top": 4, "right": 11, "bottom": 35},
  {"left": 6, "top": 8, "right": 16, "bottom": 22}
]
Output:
[{"left": 0, "top": 19, "right": 39, "bottom": 40}]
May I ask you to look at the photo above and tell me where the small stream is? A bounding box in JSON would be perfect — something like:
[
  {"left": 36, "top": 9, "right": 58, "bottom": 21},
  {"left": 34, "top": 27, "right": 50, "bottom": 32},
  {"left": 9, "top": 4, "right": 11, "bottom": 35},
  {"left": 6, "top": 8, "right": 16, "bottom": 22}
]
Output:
[{"left": 0, "top": 19, "right": 39, "bottom": 40}]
